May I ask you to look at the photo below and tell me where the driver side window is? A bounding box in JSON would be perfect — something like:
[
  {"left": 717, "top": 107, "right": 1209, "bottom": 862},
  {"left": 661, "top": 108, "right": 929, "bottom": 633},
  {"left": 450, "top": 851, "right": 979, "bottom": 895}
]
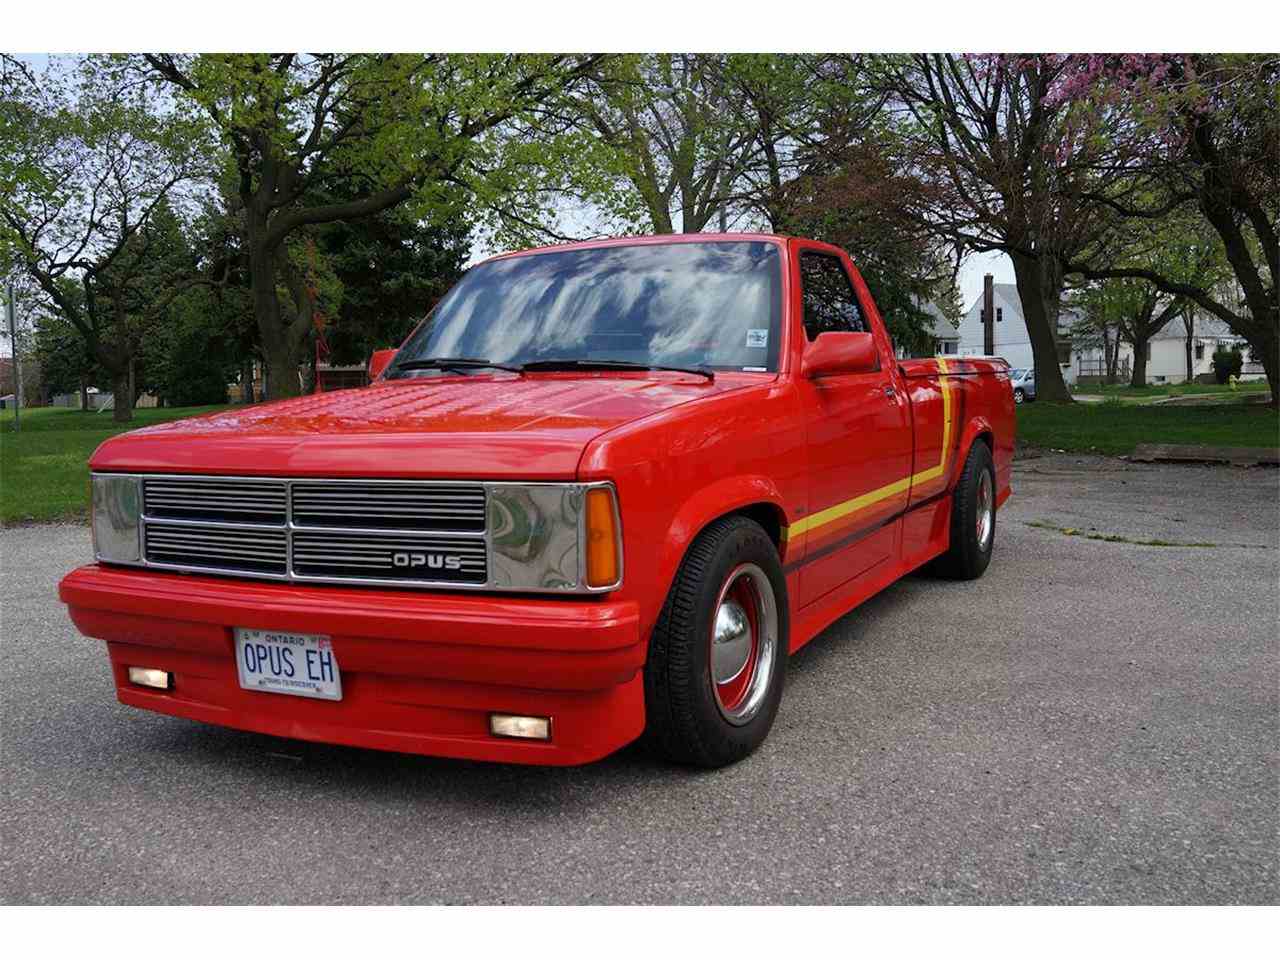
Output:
[{"left": 800, "top": 252, "right": 866, "bottom": 340}]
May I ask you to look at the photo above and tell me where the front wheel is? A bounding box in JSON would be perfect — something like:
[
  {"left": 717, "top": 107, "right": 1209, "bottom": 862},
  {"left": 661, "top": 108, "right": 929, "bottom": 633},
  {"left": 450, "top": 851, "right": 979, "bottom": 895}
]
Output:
[
  {"left": 930, "top": 440, "right": 997, "bottom": 580},
  {"left": 1013, "top": 388, "right": 1025, "bottom": 404},
  {"left": 643, "top": 516, "right": 788, "bottom": 767}
]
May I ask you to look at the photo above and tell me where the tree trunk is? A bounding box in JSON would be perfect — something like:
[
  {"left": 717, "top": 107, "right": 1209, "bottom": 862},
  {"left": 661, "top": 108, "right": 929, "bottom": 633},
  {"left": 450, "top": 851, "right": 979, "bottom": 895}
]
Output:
[
  {"left": 1255, "top": 327, "right": 1279, "bottom": 408},
  {"left": 241, "top": 361, "right": 256, "bottom": 404},
  {"left": 1184, "top": 335, "right": 1194, "bottom": 383},
  {"left": 1009, "top": 251, "right": 1073, "bottom": 402},
  {"left": 247, "top": 229, "right": 305, "bottom": 402},
  {"left": 1130, "top": 337, "right": 1149, "bottom": 388},
  {"left": 267, "top": 355, "right": 300, "bottom": 403},
  {"left": 111, "top": 367, "right": 133, "bottom": 424},
  {"left": 79, "top": 377, "right": 88, "bottom": 412}
]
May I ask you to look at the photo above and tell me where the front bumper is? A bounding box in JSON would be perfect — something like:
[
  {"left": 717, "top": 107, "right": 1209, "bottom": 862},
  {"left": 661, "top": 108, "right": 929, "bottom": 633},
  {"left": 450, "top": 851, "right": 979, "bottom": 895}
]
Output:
[{"left": 59, "top": 564, "right": 647, "bottom": 765}]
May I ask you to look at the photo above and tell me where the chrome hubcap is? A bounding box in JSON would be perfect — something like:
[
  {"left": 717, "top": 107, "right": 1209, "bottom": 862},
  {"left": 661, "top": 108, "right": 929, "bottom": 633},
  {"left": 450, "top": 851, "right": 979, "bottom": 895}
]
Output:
[
  {"left": 976, "top": 468, "right": 994, "bottom": 550},
  {"left": 709, "top": 563, "right": 778, "bottom": 726},
  {"left": 712, "top": 599, "right": 752, "bottom": 684}
]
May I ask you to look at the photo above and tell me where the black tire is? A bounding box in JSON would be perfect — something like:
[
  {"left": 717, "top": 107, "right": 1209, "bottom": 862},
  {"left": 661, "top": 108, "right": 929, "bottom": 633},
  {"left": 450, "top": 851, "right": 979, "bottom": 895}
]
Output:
[
  {"left": 930, "top": 439, "right": 996, "bottom": 580},
  {"left": 643, "top": 515, "right": 789, "bottom": 768},
  {"left": 1013, "top": 388, "right": 1025, "bottom": 404}
]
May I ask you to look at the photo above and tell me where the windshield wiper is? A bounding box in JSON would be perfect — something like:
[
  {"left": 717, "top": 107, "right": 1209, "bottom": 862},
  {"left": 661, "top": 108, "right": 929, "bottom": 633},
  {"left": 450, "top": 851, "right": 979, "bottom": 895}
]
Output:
[
  {"left": 520, "top": 359, "right": 714, "bottom": 381},
  {"left": 391, "top": 357, "right": 523, "bottom": 376}
]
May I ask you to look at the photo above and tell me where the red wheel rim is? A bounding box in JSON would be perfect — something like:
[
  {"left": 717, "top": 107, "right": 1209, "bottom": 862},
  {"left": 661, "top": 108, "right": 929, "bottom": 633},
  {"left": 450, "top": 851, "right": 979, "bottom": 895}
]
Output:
[{"left": 709, "top": 563, "right": 778, "bottom": 725}]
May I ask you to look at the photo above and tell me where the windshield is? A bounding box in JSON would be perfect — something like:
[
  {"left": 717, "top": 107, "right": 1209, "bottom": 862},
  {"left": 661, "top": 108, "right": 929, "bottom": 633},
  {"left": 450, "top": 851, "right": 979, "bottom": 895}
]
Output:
[{"left": 387, "top": 241, "right": 783, "bottom": 376}]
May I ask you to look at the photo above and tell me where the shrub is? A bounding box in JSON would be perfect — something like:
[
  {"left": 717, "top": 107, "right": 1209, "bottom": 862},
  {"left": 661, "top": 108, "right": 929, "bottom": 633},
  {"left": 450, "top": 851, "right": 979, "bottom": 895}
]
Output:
[{"left": 1212, "top": 347, "right": 1243, "bottom": 384}]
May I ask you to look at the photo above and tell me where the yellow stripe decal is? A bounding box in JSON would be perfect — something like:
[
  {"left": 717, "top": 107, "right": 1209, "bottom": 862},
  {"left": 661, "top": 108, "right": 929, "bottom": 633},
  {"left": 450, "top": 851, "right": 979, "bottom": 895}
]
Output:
[{"left": 782, "top": 358, "right": 952, "bottom": 547}]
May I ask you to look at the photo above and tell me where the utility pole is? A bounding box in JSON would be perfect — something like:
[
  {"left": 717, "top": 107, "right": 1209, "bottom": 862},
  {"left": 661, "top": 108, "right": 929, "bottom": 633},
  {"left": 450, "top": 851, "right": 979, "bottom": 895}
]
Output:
[
  {"left": 5, "top": 281, "right": 19, "bottom": 432},
  {"left": 982, "top": 273, "right": 995, "bottom": 357}
]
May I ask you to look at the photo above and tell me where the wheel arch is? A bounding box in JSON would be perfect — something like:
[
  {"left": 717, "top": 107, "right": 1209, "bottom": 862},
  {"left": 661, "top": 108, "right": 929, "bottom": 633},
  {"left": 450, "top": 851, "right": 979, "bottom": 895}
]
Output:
[
  {"left": 655, "top": 476, "right": 793, "bottom": 614},
  {"left": 955, "top": 417, "right": 994, "bottom": 482}
]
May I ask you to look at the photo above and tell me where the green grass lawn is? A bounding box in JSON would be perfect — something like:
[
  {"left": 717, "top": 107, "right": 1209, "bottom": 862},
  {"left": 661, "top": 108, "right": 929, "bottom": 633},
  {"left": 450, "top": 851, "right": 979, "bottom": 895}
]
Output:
[
  {"left": 4, "top": 398, "right": 1278, "bottom": 523},
  {"left": 1017, "top": 400, "right": 1280, "bottom": 455},
  {"left": 1, "top": 405, "right": 228, "bottom": 524},
  {"left": 1071, "top": 380, "right": 1271, "bottom": 400}
]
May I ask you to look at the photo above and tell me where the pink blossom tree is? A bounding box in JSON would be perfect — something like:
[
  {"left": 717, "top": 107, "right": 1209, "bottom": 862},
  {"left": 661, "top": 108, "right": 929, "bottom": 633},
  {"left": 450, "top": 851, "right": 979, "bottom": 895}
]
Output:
[{"left": 1050, "top": 54, "right": 1278, "bottom": 405}]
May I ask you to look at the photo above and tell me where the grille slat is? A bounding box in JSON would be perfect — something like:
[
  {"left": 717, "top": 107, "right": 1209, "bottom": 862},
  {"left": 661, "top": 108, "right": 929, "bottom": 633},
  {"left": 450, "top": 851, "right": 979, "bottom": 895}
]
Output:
[
  {"left": 144, "top": 521, "right": 287, "bottom": 575},
  {"left": 292, "top": 529, "right": 487, "bottom": 584},
  {"left": 291, "top": 482, "right": 485, "bottom": 532},
  {"left": 143, "top": 477, "right": 286, "bottom": 525},
  {"left": 137, "top": 476, "right": 489, "bottom": 586}
]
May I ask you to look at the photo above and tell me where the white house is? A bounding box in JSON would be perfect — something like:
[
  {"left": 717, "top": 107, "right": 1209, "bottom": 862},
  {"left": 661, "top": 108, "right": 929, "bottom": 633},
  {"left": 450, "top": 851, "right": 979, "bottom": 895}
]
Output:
[
  {"left": 957, "top": 278, "right": 1079, "bottom": 384},
  {"left": 1073, "top": 313, "right": 1263, "bottom": 384},
  {"left": 957, "top": 277, "right": 1264, "bottom": 385}
]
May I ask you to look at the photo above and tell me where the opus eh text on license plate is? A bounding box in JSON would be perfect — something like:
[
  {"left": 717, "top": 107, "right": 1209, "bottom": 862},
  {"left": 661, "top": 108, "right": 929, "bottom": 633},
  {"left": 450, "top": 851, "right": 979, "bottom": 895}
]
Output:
[{"left": 235, "top": 628, "right": 343, "bottom": 700}]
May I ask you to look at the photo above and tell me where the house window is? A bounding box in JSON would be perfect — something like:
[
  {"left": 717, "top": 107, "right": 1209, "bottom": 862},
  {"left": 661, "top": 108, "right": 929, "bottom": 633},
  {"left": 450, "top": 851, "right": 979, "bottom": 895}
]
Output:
[
  {"left": 1056, "top": 340, "right": 1072, "bottom": 366},
  {"left": 1194, "top": 343, "right": 1205, "bottom": 360},
  {"left": 996, "top": 307, "right": 1003, "bottom": 322},
  {"left": 941, "top": 341, "right": 958, "bottom": 355},
  {"left": 798, "top": 252, "right": 866, "bottom": 339}
]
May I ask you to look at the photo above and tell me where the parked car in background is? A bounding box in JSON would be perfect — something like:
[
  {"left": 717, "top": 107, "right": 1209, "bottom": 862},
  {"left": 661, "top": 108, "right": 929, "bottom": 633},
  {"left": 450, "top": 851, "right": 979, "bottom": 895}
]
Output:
[
  {"left": 1010, "top": 367, "right": 1036, "bottom": 403},
  {"left": 61, "top": 234, "right": 1015, "bottom": 769}
]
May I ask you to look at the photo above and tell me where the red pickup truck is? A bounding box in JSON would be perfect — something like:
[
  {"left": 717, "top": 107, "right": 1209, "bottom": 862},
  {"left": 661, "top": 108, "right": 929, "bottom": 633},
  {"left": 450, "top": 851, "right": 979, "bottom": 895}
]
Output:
[{"left": 60, "top": 234, "right": 1014, "bottom": 768}]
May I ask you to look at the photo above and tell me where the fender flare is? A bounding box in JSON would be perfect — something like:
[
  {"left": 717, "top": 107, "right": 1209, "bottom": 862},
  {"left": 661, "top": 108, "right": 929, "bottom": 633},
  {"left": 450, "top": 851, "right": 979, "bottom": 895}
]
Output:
[
  {"left": 655, "top": 474, "right": 792, "bottom": 602},
  {"left": 953, "top": 415, "right": 994, "bottom": 487}
]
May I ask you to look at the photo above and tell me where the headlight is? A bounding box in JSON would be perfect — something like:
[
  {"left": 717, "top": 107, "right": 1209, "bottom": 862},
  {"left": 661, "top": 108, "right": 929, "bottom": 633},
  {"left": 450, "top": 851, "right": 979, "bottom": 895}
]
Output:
[
  {"left": 91, "top": 474, "right": 142, "bottom": 563},
  {"left": 487, "top": 482, "right": 623, "bottom": 592}
]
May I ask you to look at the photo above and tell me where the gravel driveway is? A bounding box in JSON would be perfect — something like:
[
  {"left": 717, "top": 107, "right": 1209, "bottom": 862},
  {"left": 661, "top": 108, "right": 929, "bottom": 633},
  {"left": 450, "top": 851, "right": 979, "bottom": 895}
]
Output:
[{"left": 2, "top": 453, "right": 1276, "bottom": 904}]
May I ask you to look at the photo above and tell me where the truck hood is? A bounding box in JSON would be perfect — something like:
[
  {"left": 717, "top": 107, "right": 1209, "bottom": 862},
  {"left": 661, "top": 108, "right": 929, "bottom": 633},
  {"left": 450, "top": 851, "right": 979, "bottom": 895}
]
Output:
[{"left": 90, "top": 373, "right": 759, "bottom": 479}]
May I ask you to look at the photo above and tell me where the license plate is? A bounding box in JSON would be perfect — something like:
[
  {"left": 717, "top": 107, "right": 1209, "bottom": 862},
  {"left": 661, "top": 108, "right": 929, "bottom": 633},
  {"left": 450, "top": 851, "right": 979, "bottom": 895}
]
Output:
[{"left": 235, "top": 628, "right": 343, "bottom": 701}]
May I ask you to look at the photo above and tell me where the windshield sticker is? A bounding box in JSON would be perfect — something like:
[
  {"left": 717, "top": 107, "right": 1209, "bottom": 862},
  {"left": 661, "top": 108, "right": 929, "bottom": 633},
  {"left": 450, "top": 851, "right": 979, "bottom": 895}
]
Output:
[{"left": 746, "top": 329, "right": 769, "bottom": 349}]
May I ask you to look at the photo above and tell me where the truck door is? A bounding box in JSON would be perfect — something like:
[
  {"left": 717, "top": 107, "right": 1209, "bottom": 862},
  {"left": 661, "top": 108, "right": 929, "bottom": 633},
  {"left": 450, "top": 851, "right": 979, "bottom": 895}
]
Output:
[{"left": 792, "top": 246, "right": 913, "bottom": 607}]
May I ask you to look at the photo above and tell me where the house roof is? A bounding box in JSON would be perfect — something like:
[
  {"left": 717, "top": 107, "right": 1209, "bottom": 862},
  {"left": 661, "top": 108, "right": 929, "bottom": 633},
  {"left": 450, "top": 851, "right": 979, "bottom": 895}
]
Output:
[
  {"left": 965, "top": 284, "right": 1077, "bottom": 336},
  {"left": 919, "top": 300, "right": 960, "bottom": 340},
  {"left": 964, "top": 283, "right": 1021, "bottom": 317},
  {"left": 1150, "top": 312, "right": 1243, "bottom": 341}
]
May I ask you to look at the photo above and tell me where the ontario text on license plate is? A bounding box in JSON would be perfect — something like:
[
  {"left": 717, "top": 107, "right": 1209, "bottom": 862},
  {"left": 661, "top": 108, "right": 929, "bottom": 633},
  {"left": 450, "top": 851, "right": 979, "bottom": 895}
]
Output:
[{"left": 235, "top": 628, "right": 343, "bottom": 701}]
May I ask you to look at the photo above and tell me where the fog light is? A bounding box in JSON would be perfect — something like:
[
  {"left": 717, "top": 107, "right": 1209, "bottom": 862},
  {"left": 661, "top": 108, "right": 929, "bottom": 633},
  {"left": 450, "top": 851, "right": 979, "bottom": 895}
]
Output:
[
  {"left": 489, "top": 713, "right": 551, "bottom": 740},
  {"left": 128, "top": 667, "right": 171, "bottom": 690}
]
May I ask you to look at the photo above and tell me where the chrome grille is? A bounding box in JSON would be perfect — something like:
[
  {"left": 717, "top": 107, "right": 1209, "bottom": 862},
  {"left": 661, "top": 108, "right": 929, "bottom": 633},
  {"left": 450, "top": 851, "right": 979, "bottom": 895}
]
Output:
[
  {"left": 145, "top": 521, "right": 288, "bottom": 575},
  {"left": 291, "top": 481, "right": 485, "bottom": 531},
  {"left": 135, "top": 475, "right": 489, "bottom": 588},
  {"left": 143, "top": 477, "right": 286, "bottom": 525},
  {"left": 292, "top": 531, "right": 487, "bottom": 584}
]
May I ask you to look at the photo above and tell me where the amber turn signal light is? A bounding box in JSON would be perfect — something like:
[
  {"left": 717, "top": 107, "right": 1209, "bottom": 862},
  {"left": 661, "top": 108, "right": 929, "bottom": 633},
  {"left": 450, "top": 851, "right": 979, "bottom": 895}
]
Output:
[{"left": 584, "top": 486, "right": 621, "bottom": 588}]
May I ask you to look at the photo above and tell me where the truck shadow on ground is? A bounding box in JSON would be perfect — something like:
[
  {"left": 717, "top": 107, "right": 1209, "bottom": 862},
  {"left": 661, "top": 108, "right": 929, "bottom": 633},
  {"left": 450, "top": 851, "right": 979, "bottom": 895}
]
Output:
[{"left": 124, "top": 571, "right": 953, "bottom": 811}]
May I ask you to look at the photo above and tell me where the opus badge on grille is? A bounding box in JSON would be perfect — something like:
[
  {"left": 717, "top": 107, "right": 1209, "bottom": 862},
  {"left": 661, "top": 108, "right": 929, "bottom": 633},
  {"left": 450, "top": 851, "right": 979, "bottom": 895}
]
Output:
[{"left": 392, "top": 552, "right": 465, "bottom": 571}]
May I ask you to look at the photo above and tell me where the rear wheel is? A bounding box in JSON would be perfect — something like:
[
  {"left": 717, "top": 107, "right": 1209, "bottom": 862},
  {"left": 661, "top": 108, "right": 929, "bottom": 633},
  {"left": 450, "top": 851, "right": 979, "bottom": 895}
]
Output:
[
  {"left": 644, "top": 516, "right": 788, "bottom": 767},
  {"left": 930, "top": 439, "right": 996, "bottom": 580}
]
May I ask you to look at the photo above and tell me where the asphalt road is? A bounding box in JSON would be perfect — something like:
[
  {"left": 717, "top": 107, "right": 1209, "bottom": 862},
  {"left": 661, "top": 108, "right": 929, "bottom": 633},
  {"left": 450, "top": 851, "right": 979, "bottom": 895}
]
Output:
[{"left": 2, "top": 453, "right": 1276, "bottom": 904}]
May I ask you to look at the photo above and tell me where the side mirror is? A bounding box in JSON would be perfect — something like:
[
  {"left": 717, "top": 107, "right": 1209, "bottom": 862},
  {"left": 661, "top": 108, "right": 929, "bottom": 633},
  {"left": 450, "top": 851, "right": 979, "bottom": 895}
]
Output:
[
  {"left": 801, "top": 332, "right": 879, "bottom": 378},
  {"left": 367, "top": 348, "right": 398, "bottom": 382}
]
